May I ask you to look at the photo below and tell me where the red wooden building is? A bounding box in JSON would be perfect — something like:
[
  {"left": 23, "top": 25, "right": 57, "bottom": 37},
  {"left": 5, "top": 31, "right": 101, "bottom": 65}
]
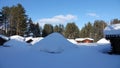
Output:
[{"left": 75, "top": 38, "right": 94, "bottom": 43}]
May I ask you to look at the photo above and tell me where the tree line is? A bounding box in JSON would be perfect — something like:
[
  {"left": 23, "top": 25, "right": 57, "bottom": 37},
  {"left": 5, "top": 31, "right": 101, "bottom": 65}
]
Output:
[
  {"left": 0, "top": 3, "right": 27, "bottom": 36},
  {"left": 0, "top": 3, "right": 120, "bottom": 42}
]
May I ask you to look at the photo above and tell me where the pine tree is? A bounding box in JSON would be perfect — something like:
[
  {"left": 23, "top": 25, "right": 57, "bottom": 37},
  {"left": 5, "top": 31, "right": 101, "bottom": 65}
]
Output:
[
  {"left": 85, "top": 22, "right": 93, "bottom": 38},
  {"left": 16, "top": 3, "right": 27, "bottom": 36},
  {"left": 1, "top": 3, "right": 28, "bottom": 36},
  {"left": 58, "top": 24, "right": 64, "bottom": 35},
  {"left": 93, "top": 20, "right": 107, "bottom": 42},
  {"left": 27, "top": 18, "right": 41, "bottom": 37},
  {"left": 27, "top": 18, "right": 34, "bottom": 36},
  {"left": 53, "top": 24, "right": 64, "bottom": 35},
  {"left": 79, "top": 21, "right": 107, "bottom": 42},
  {"left": 54, "top": 25, "right": 59, "bottom": 32},
  {"left": 35, "top": 23, "right": 41, "bottom": 37},
  {"left": 79, "top": 27, "right": 85, "bottom": 38},
  {"left": 1, "top": 6, "right": 10, "bottom": 35},
  {"left": 64, "top": 22, "right": 79, "bottom": 39},
  {"left": 42, "top": 24, "right": 53, "bottom": 37},
  {"left": 79, "top": 22, "right": 93, "bottom": 38},
  {"left": 9, "top": 6, "right": 17, "bottom": 35},
  {"left": 110, "top": 18, "right": 120, "bottom": 24}
]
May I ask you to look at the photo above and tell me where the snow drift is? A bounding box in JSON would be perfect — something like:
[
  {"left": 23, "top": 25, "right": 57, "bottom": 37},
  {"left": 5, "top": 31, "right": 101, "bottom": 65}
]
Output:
[
  {"left": 34, "top": 32, "right": 75, "bottom": 53},
  {"left": 97, "top": 38, "right": 110, "bottom": 43},
  {"left": 4, "top": 39, "right": 30, "bottom": 47},
  {"left": 10, "top": 35, "right": 25, "bottom": 42},
  {"left": 67, "top": 39, "right": 77, "bottom": 44}
]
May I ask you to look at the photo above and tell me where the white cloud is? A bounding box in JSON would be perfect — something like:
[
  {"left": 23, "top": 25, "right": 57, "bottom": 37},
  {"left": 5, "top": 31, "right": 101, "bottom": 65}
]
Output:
[
  {"left": 86, "top": 13, "right": 100, "bottom": 18},
  {"left": 37, "top": 14, "right": 77, "bottom": 26}
]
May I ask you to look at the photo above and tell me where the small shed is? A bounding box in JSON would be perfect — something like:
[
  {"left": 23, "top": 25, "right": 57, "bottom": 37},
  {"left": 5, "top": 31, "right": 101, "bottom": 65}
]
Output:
[
  {"left": 104, "top": 24, "right": 120, "bottom": 54},
  {"left": 75, "top": 38, "right": 94, "bottom": 43}
]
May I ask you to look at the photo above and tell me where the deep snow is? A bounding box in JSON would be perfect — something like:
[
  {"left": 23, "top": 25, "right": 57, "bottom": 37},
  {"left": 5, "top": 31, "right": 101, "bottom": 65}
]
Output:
[
  {"left": 0, "top": 33, "right": 120, "bottom": 68},
  {"left": 0, "top": 44, "right": 120, "bottom": 68}
]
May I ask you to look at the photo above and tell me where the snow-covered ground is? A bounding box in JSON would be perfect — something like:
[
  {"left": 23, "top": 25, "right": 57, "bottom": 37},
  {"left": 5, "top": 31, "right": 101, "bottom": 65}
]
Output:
[{"left": 0, "top": 33, "right": 120, "bottom": 68}]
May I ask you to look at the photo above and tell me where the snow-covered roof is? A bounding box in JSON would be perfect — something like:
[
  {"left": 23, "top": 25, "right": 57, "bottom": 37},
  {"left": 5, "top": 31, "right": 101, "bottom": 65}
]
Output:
[
  {"left": 10, "top": 35, "right": 24, "bottom": 42},
  {"left": 0, "top": 34, "right": 9, "bottom": 40},
  {"left": 25, "top": 37, "right": 43, "bottom": 45},
  {"left": 104, "top": 24, "right": 120, "bottom": 35},
  {"left": 75, "top": 38, "right": 94, "bottom": 41}
]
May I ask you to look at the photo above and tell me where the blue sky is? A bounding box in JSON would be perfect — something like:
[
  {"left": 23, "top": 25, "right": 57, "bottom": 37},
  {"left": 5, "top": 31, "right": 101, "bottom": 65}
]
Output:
[{"left": 0, "top": 0, "right": 120, "bottom": 29}]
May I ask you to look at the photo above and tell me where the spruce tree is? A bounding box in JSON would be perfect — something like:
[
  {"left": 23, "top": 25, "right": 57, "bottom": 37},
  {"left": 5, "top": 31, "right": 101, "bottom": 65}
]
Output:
[
  {"left": 110, "top": 18, "right": 120, "bottom": 24},
  {"left": 54, "top": 25, "right": 59, "bottom": 32},
  {"left": 16, "top": 3, "right": 27, "bottom": 36},
  {"left": 64, "top": 22, "right": 79, "bottom": 39},
  {"left": 58, "top": 24, "right": 64, "bottom": 35},
  {"left": 35, "top": 23, "right": 41, "bottom": 37},
  {"left": 27, "top": 18, "right": 34, "bottom": 36},
  {"left": 93, "top": 20, "right": 107, "bottom": 42},
  {"left": 1, "top": 3, "right": 28, "bottom": 36},
  {"left": 80, "top": 22, "right": 93, "bottom": 38},
  {"left": 53, "top": 24, "right": 64, "bottom": 35},
  {"left": 1, "top": 6, "right": 10, "bottom": 35},
  {"left": 42, "top": 24, "right": 53, "bottom": 37}
]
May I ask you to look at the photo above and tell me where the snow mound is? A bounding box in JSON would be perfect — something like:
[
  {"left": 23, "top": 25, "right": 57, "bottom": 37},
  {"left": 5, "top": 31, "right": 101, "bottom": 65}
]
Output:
[
  {"left": 34, "top": 32, "right": 75, "bottom": 53},
  {"left": 97, "top": 38, "right": 110, "bottom": 43},
  {"left": 4, "top": 39, "right": 30, "bottom": 47},
  {"left": 10, "top": 35, "right": 24, "bottom": 42},
  {"left": 104, "top": 24, "right": 120, "bottom": 35}
]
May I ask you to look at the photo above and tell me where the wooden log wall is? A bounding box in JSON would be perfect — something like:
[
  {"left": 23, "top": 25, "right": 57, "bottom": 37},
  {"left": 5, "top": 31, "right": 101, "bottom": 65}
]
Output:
[{"left": 105, "top": 35, "right": 120, "bottom": 54}]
